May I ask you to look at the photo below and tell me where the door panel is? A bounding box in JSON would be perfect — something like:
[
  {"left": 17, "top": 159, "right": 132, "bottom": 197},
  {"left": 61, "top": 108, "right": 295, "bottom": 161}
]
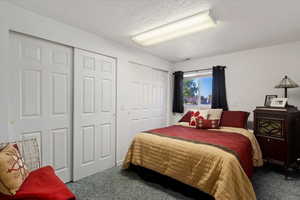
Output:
[
  {"left": 21, "top": 70, "right": 42, "bottom": 117},
  {"left": 52, "top": 73, "right": 68, "bottom": 115},
  {"left": 10, "top": 32, "right": 72, "bottom": 182},
  {"left": 82, "top": 125, "right": 96, "bottom": 164},
  {"left": 100, "top": 124, "right": 111, "bottom": 158},
  {"left": 128, "top": 63, "right": 168, "bottom": 136},
  {"left": 73, "top": 49, "right": 116, "bottom": 181},
  {"left": 83, "top": 77, "right": 96, "bottom": 113},
  {"left": 101, "top": 79, "right": 112, "bottom": 112},
  {"left": 52, "top": 128, "right": 68, "bottom": 170}
]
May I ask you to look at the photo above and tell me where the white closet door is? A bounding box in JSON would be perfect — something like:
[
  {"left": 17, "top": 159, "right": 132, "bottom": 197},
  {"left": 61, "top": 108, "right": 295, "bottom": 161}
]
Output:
[
  {"left": 9, "top": 32, "right": 72, "bottom": 182},
  {"left": 128, "top": 63, "right": 168, "bottom": 135},
  {"left": 73, "top": 49, "right": 116, "bottom": 181}
]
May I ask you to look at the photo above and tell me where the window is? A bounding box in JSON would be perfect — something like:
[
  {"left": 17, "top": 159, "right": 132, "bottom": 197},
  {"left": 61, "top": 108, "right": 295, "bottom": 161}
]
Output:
[{"left": 183, "top": 72, "right": 212, "bottom": 107}]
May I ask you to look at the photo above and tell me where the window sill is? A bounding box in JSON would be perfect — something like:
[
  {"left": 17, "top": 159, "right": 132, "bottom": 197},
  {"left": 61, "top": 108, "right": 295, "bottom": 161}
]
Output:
[{"left": 184, "top": 104, "right": 211, "bottom": 110}]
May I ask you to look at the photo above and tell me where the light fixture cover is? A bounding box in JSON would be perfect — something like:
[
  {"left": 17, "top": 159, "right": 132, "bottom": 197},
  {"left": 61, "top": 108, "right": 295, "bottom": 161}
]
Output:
[
  {"left": 132, "top": 10, "right": 216, "bottom": 46},
  {"left": 184, "top": 71, "right": 212, "bottom": 78}
]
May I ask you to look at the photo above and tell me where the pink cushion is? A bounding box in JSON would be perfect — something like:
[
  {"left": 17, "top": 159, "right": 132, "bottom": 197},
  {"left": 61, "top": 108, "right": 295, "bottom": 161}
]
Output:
[{"left": 220, "top": 111, "right": 249, "bottom": 128}]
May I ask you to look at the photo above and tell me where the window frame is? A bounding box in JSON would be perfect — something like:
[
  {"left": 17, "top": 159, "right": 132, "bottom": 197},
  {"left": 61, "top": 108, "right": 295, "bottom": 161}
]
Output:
[{"left": 183, "top": 71, "right": 212, "bottom": 109}]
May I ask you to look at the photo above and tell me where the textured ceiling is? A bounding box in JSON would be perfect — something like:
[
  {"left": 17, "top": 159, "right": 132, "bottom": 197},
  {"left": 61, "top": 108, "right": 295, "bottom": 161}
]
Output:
[{"left": 6, "top": 0, "right": 300, "bottom": 62}]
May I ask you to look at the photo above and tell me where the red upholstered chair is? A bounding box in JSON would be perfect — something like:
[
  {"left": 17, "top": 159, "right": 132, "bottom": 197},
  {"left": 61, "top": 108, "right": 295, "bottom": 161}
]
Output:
[{"left": 0, "top": 139, "right": 76, "bottom": 200}]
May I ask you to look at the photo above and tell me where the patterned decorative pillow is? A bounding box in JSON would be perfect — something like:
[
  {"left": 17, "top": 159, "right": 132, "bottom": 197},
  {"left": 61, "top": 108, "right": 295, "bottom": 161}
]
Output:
[
  {"left": 0, "top": 144, "right": 29, "bottom": 195},
  {"left": 196, "top": 118, "right": 220, "bottom": 129},
  {"left": 189, "top": 110, "right": 209, "bottom": 127}
]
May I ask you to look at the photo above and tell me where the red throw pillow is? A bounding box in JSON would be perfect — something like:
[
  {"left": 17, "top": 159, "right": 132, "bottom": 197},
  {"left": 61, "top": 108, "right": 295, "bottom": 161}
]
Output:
[
  {"left": 220, "top": 111, "right": 250, "bottom": 128},
  {"left": 179, "top": 111, "right": 193, "bottom": 122},
  {"left": 0, "top": 166, "right": 76, "bottom": 200},
  {"left": 189, "top": 111, "right": 203, "bottom": 127},
  {"left": 189, "top": 111, "right": 209, "bottom": 127},
  {"left": 196, "top": 118, "right": 220, "bottom": 129}
]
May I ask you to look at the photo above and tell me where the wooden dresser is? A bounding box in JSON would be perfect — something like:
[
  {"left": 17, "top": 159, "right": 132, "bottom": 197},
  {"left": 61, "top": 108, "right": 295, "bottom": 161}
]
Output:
[{"left": 254, "top": 107, "right": 300, "bottom": 170}]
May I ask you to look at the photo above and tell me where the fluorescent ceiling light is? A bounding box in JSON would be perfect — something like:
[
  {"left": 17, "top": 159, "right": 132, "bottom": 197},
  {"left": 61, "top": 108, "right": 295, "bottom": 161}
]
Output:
[
  {"left": 184, "top": 71, "right": 212, "bottom": 78},
  {"left": 132, "top": 10, "right": 216, "bottom": 46}
]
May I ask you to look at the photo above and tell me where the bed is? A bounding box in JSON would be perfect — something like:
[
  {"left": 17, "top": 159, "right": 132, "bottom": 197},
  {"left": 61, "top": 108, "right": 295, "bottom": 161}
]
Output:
[{"left": 123, "top": 122, "right": 263, "bottom": 200}]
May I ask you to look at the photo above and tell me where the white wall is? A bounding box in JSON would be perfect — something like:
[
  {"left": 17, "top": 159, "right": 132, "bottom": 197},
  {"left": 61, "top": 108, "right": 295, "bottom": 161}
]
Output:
[
  {"left": 0, "top": 2, "right": 171, "bottom": 164},
  {"left": 172, "top": 42, "right": 300, "bottom": 124}
]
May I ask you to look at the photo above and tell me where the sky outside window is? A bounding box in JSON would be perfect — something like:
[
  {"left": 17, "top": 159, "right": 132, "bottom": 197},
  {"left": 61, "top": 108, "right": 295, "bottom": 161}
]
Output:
[{"left": 183, "top": 76, "right": 212, "bottom": 105}]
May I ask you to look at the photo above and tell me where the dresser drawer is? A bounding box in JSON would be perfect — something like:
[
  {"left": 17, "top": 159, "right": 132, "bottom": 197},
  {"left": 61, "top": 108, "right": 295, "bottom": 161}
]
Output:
[
  {"left": 256, "top": 118, "right": 285, "bottom": 139},
  {"left": 256, "top": 136, "right": 287, "bottom": 162}
]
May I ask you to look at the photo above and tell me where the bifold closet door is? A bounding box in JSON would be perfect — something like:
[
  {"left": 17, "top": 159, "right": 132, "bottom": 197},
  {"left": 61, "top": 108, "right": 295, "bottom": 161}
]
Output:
[
  {"left": 9, "top": 32, "right": 72, "bottom": 182},
  {"left": 128, "top": 63, "right": 168, "bottom": 135},
  {"left": 73, "top": 49, "right": 116, "bottom": 181}
]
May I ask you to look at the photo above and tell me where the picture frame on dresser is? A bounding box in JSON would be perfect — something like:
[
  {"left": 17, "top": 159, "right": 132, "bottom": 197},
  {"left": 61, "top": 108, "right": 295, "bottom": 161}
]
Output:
[
  {"left": 270, "top": 98, "right": 288, "bottom": 108},
  {"left": 264, "top": 95, "right": 277, "bottom": 107}
]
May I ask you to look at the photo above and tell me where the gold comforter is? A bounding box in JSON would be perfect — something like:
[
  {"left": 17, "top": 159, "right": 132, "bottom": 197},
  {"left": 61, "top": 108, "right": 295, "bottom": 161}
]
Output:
[{"left": 123, "top": 125, "right": 263, "bottom": 200}]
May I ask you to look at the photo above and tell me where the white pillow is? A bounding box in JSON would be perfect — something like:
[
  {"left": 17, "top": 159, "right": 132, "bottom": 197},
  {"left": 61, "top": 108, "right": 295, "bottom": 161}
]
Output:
[
  {"left": 198, "top": 109, "right": 209, "bottom": 119},
  {"left": 208, "top": 109, "right": 223, "bottom": 120}
]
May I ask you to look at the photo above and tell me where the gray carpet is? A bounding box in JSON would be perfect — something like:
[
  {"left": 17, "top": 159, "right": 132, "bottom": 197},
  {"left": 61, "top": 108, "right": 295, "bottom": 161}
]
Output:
[{"left": 67, "top": 165, "right": 300, "bottom": 200}]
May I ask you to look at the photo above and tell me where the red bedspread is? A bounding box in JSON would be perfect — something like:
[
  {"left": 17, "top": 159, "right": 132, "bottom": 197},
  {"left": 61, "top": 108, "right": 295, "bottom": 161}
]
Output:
[
  {"left": 0, "top": 166, "right": 76, "bottom": 200},
  {"left": 147, "top": 125, "right": 253, "bottom": 177}
]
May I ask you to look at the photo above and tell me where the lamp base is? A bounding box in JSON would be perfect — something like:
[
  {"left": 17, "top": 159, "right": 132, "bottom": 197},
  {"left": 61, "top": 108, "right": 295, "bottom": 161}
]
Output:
[{"left": 284, "top": 88, "right": 288, "bottom": 98}]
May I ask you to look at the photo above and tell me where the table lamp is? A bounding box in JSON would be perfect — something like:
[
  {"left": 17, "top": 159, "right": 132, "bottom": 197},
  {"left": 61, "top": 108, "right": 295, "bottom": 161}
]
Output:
[{"left": 275, "top": 75, "right": 299, "bottom": 98}]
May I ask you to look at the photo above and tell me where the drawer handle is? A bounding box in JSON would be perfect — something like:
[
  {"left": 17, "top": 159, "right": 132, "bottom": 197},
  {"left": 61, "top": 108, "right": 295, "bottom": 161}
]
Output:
[{"left": 267, "top": 138, "right": 271, "bottom": 142}]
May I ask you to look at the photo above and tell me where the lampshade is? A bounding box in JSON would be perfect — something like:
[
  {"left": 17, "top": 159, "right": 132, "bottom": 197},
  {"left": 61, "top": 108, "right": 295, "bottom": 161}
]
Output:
[{"left": 275, "top": 75, "right": 299, "bottom": 89}]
